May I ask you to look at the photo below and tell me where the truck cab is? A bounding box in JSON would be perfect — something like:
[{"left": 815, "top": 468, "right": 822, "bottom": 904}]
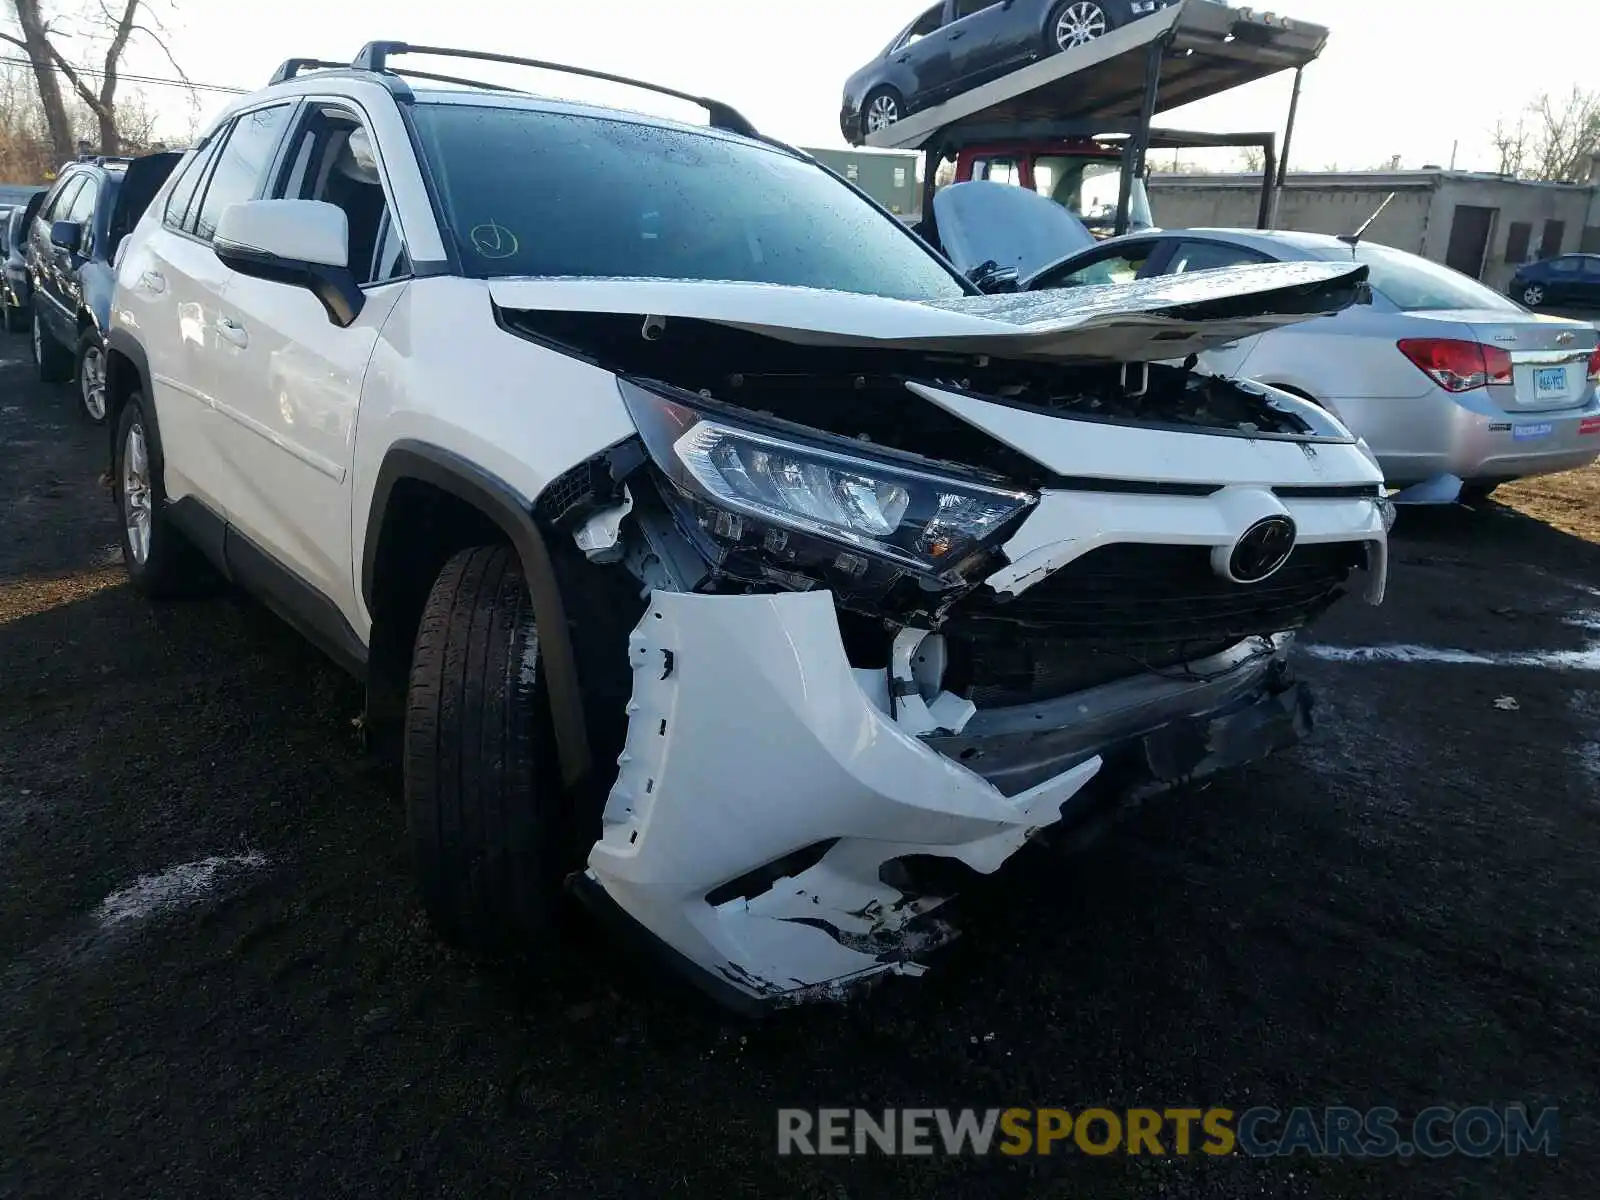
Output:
[{"left": 951, "top": 138, "right": 1153, "bottom": 238}]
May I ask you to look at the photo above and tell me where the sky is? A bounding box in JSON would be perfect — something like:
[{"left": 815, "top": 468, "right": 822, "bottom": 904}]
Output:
[{"left": 65, "top": 0, "right": 1600, "bottom": 173}]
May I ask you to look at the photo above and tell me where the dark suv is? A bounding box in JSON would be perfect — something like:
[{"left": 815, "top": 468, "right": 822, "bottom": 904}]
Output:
[{"left": 27, "top": 153, "right": 179, "bottom": 421}]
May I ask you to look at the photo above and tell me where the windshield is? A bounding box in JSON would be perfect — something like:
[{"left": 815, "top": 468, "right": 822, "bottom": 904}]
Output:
[
  {"left": 1032, "top": 154, "right": 1153, "bottom": 235},
  {"left": 410, "top": 104, "right": 967, "bottom": 301},
  {"left": 1313, "top": 241, "right": 1521, "bottom": 312}
]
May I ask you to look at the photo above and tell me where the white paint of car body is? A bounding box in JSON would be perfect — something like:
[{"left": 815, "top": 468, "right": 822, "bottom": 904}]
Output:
[{"left": 584, "top": 589, "right": 1103, "bottom": 1004}]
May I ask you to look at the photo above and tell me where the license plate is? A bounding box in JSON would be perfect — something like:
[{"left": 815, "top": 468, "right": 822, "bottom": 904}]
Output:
[
  {"left": 1513, "top": 422, "right": 1554, "bottom": 441},
  {"left": 1533, "top": 366, "right": 1568, "bottom": 398}
]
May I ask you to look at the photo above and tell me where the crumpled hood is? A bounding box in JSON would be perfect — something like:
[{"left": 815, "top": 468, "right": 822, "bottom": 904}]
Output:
[{"left": 487, "top": 259, "right": 1368, "bottom": 363}]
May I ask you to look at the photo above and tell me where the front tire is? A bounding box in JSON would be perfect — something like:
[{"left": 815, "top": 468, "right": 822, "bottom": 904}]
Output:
[
  {"left": 32, "top": 310, "right": 71, "bottom": 382},
  {"left": 862, "top": 87, "right": 903, "bottom": 136},
  {"left": 113, "top": 391, "right": 211, "bottom": 596},
  {"left": 405, "top": 545, "right": 569, "bottom": 952},
  {"left": 2, "top": 302, "right": 23, "bottom": 333},
  {"left": 77, "top": 331, "right": 108, "bottom": 424}
]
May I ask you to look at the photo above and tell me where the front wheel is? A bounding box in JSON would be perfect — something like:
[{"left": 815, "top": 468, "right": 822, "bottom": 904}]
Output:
[
  {"left": 2, "top": 302, "right": 23, "bottom": 333},
  {"left": 1046, "top": 0, "right": 1115, "bottom": 52},
  {"left": 862, "top": 87, "right": 903, "bottom": 136},
  {"left": 1521, "top": 284, "right": 1545, "bottom": 307},
  {"left": 405, "top": 545, "right": 571, "bottom": 952}
]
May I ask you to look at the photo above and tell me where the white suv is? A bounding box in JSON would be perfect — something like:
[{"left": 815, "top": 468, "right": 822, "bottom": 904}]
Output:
[{"left": 105, "top": 42, "right": 1391, "bottom": 1011}]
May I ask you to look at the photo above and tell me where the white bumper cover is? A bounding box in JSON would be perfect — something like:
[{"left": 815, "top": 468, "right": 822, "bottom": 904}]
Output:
[{"left": 583, "top": 590, "right": 1103, "bottom": 1006}]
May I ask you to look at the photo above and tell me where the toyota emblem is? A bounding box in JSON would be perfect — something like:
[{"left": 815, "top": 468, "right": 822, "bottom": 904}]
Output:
[{"left": 1226, "top": 516, "right": 1298, "bottom": 583}]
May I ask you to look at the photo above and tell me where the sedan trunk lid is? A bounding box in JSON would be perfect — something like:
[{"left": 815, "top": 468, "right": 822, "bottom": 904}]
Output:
[{"left": 1404, "top": 308, "right": 1597, "bottom": 412}]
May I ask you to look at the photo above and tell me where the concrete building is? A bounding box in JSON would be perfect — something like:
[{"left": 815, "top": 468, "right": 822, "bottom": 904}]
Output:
[
  {"left": 1148, "top": 158, "right": 1600, "bottom": 291},
  {"left": 802, "top": 146, "right": 922, "bottom": 217}
]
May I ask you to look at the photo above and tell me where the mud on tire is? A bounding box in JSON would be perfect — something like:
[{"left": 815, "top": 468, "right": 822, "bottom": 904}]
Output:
[{"left": 405, "top": 544, "right": 569, "bottom": 951}]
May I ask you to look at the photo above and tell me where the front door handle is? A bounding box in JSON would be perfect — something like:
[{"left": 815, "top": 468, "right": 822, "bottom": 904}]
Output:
[
  {"left": 948, "top": 29, "right": 964, "bottom": 38},
  {"left": 216, "top": 317, "right": 249, "bottom": 349}
]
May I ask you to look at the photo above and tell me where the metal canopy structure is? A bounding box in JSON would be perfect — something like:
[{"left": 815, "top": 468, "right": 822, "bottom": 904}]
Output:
[
  {"left": 865, "top": 0, "right": 1327, "bottom": 235},
  {"left": 864, "top": 0, "right": 1325, "bottom": 152}
]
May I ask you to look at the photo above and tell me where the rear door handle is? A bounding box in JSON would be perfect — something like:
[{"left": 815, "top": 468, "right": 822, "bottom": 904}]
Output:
[
  {"left": 139, "top": 269, "right": 166, "bottom": 295},
  {"left": 217, "top": 317, "right": 249, "bottom": 349}
]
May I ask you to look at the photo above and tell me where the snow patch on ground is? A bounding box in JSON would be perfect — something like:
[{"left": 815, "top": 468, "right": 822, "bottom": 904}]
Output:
[
  {"left": 1306, "top": 607, "right": 1600, "bottom": 672},
  {"left": 95, "top": 853, "right": 267, "bottom": 928}
]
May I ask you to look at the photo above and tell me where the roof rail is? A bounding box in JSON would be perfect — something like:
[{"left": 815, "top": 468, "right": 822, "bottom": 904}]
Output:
[
  {"left": 269, "top": 58, "right": 524, "bottom": 97},
  {"left": 349, "top": 41, "right": 761, "bottom": 138},
  {"left": 269, "top": 57, "right": 347, "bottom": 85}
]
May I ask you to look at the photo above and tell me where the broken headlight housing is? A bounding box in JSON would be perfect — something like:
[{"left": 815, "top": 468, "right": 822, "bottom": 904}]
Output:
[{"left": 619, "top": 379, "right": 1036, "bottom": 586}]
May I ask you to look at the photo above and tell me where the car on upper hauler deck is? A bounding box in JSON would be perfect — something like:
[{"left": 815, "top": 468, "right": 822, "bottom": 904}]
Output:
[{"left": 102, "top": 42, "right": 1391, "bottom": 1012}]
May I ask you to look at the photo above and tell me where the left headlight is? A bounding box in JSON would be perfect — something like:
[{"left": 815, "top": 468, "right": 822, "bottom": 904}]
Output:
[{"left": 619, "top": 380, "right": 1036, "bottom": 580}]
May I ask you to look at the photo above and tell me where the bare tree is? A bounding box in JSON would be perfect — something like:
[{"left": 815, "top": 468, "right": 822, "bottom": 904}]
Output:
[
  {"left": 1491, "top": 87, "right": 1600, "bottom": 182},
  {"left": 1236, "top": 146, "right": 1264, "bottom": 173},
  {"left": 1, "top": 0, "right": 189, "bottom": 160}
]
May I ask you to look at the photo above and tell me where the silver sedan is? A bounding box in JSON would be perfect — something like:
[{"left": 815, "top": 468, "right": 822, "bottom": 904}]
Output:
[{"left": 1023, "top": 228, "right": 1600, "bottom": 500}]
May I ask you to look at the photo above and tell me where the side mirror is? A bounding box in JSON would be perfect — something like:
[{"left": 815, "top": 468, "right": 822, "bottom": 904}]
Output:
[
  {"left": 50, "top": 220, "right": 83, "bottom": 252},
  {"left": 212, "top": 199, "right": 364, "bottom": 327},
  {"left": 967, "top": 259, "right": 1021, "bottom": 294}
]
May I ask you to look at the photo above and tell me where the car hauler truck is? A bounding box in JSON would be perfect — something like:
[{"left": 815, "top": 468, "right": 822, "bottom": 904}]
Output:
[{"left": 861, "top": 0, "right": 1328, "bottom": 240}]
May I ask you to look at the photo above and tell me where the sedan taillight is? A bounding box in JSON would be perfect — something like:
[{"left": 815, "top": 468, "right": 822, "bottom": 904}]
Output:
[
  {"left": 1397, "top": 338, "right": 1513, "bottom": 393},
  {"left": 1588, "top": 347, "right": 1600, "bottom": 384}
]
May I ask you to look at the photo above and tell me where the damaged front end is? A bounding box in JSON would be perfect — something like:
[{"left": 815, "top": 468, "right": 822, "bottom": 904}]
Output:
[{"left": 507, "top": 263, "right": 1391, "bottom": 1010}]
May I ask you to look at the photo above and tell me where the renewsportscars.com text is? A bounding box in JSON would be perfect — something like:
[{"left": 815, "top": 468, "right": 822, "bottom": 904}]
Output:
[{"left": 777, "top": 1106, "right": 1559, "bottom": 1159}]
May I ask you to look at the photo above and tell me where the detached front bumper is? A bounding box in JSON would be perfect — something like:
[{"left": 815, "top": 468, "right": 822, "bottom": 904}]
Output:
[{"left": 576, "top": 589, "right": 1311, "bottom": 1012}]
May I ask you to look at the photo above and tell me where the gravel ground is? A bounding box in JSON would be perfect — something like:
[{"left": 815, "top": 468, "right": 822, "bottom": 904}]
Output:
[{"left": 2, "top": 332, "right": 1599, "bottom": 1199}]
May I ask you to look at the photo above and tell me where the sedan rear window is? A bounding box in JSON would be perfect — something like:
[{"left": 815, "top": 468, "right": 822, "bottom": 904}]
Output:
[
  {"left": 1326, "top": 241, "right": 1521, "bottom": 313},
  {"left": 410, "top": 103, "right": 966, "bottom": 301}
]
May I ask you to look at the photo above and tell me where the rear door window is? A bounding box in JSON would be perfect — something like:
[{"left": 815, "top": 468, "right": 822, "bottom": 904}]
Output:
[
  {"left": 1165, "top": 240, "right": 1273, "bottom": 275},
  {"left": 190, "top": 103, "right": 295, "bottom": 243}
]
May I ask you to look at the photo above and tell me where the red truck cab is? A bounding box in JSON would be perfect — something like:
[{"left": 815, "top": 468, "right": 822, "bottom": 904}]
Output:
[{"left": 951, "top": 139, "right": 1153, "bottom": 239}]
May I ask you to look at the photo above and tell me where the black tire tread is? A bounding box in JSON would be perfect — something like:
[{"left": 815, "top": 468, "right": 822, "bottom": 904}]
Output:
[{"left": 405, "top": 545, "right": 563, "bottom": 951}]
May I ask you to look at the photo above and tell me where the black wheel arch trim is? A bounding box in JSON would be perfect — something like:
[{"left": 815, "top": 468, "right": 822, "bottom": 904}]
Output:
[
  {"left": 103, "top": 328, "right": 154, "bottom": 474},
  {"left": 362, "top": 440, "right": 594, "bottom": 789}
]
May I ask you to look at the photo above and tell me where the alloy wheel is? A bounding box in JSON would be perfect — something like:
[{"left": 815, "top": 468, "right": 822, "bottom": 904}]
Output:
[
  {"left": 866, "top": 93, "right": 901, "bottom": 133},
  {"left": 31, "top": 313, "right": 41, "bottom": 364},
  {"left": 1056, "top": 1, "right": 1109, "bottom": 48},
  {"left": 80, "top": 343, "right": 107, "bottom": 421},
  {"left": 123, "top": 420, "right": 152, "bottom": 566},
  {"left": 1522, "top": 285, "right": 1544, "bottom": 307}
]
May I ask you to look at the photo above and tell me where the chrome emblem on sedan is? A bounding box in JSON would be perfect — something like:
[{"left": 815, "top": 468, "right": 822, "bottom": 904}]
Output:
[
  {"left": 1226, "top": 516, "right": 1298, "bottom": 583},
  {"left": 1556, "top": 331, "right": 1575, "bottom": 345}
]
